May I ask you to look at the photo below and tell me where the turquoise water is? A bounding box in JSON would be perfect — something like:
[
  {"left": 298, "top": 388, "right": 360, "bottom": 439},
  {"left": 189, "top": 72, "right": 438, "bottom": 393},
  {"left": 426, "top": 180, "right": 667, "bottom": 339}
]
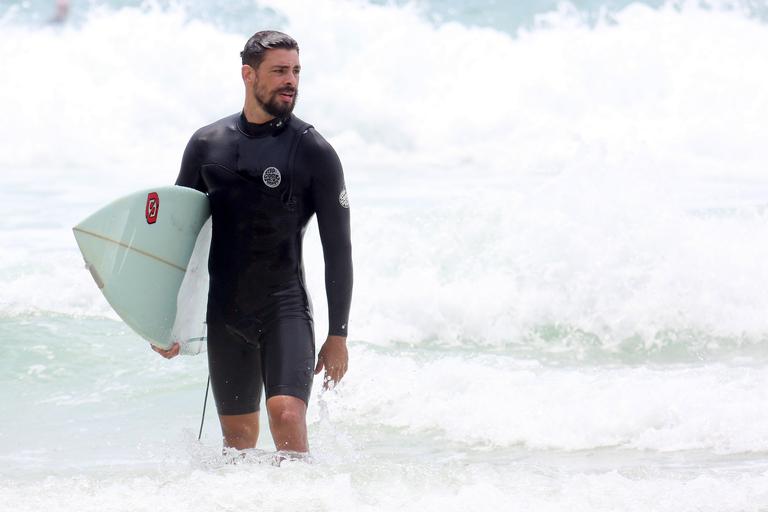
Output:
[{"left": 1, "top": 0, "right": 768, "bottom": 510}]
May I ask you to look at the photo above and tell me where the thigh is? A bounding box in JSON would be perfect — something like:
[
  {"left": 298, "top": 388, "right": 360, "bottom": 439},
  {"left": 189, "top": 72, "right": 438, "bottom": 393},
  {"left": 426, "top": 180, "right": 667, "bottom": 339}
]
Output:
[
  {"left": 207, "top": 323, "right": 263, "bottom": 415},
  {"left": 261, "top": 318, "right": 316, "bottom": 404}
]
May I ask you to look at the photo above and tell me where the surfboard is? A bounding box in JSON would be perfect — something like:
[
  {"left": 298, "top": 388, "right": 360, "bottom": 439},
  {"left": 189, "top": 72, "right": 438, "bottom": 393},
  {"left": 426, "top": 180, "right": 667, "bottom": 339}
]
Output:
[{"left": 73, "top": 186, "right": 210, "bottom": 350}]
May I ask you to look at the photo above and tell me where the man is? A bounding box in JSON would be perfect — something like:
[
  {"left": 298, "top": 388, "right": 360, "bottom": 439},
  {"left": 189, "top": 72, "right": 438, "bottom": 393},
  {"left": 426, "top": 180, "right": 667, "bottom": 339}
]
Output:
[{"left": 152, "top": 31, "right": 352, "bottom": 454}]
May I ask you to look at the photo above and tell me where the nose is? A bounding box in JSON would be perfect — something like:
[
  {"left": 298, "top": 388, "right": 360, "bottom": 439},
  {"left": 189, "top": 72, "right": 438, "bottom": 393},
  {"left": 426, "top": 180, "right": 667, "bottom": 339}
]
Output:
[{"left": 285, "top": 70, "right": 298, "bottom": 87}]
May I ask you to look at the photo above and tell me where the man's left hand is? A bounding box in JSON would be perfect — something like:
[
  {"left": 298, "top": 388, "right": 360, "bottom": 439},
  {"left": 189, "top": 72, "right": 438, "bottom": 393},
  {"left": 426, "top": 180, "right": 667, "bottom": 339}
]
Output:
[{"left": 314, "top": 335, "right": 348, "bottom": 389}]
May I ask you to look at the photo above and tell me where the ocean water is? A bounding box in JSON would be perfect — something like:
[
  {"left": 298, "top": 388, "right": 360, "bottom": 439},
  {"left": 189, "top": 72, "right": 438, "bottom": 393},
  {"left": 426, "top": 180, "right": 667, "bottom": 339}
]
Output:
[{"left": 2, "top": 0, "right": 768, "bottom": 510}]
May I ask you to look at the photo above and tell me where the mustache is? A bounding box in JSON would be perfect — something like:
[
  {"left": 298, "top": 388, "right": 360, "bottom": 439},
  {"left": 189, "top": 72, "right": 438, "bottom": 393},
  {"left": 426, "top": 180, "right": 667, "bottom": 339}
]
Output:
[{"left": 277, "top": 87, "right": 297, "bottom": 94}]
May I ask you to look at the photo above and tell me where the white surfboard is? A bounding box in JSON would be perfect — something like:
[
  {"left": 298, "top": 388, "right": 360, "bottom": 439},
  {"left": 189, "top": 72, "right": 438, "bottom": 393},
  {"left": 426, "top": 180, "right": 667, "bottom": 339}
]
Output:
[{"left": 73, "top": 186, "right": 210, "bottom": 351}]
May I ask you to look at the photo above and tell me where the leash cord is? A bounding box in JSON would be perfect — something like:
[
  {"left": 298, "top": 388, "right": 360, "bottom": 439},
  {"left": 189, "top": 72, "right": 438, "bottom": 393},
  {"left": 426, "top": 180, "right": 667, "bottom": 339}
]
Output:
[{"left": 198, "top": 375, "right": 210, "bottom": 440}]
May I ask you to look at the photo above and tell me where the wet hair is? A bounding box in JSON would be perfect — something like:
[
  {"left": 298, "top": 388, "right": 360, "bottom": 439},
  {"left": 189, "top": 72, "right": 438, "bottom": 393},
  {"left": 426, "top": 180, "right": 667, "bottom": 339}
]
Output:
[{"left": 240, "top": 31, "right": 299, "bottom": 69}]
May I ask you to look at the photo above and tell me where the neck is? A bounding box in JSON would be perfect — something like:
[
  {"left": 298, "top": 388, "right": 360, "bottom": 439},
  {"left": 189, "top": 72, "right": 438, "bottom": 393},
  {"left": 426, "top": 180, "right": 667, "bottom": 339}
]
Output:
[
  {"left": 242, "top": 99, "right": 275, "bottom": 125},
  {"left": 238, "top": 111, "right": 288, "bottom": 137}
]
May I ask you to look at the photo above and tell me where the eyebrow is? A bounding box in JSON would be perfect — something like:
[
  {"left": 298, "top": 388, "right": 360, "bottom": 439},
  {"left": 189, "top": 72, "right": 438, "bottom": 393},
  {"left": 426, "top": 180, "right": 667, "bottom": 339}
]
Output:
[{"left": 270, "top": 65, "right": 301, "bottom": 70}]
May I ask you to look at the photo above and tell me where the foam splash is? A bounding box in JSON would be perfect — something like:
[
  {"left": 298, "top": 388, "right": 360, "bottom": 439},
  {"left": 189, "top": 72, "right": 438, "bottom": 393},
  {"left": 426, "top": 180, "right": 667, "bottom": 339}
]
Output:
[{"left": 324, "top": 346, "right": 768, "bottom": 453}]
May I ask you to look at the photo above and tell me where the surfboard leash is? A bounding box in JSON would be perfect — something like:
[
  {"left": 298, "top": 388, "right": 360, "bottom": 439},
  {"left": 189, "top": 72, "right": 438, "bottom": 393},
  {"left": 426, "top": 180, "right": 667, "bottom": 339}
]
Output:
[{"left": 198, "top": 375, "right": 210, "bottom": 440}]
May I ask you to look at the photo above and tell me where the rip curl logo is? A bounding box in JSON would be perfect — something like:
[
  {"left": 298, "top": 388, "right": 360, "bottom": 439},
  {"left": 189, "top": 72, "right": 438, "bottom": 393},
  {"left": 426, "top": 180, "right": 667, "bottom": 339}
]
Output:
[
  {"left": 339, "top": 189, "right": 349, "bottom": 208},
  {"left": 145, "top": 192, "right": 159, "bottom": 224},
  {"left": 262, "top": 167, "right": 281, "bottom": 188}
]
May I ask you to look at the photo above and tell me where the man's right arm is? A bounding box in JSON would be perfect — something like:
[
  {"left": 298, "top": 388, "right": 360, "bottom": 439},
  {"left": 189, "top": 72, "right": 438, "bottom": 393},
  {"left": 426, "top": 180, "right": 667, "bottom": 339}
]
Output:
[
  {"left": 175, "top": 134, "right": 207, "bottom": 192},
  {"left": 152, "top": 134, "right": 207, "bottom": 359}
]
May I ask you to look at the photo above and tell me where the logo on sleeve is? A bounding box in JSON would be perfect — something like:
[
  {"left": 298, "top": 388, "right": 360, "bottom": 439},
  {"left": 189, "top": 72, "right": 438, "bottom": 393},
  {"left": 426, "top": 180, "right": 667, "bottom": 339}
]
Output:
[
  {"left": 262, "top": 167, "right": 281, "bottom": 188},
  {"left": 339, "top": 189, "right": 349, "bottom": 208}
]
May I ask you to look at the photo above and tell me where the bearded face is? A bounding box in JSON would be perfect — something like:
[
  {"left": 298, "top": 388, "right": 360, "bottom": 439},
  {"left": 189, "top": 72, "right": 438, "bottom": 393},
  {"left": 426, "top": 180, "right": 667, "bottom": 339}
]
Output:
[
  {"left": 242, "top": 48, "right": 301, "bottom": 122},
  {"left": 252, "top": 78, "right": 298, "bottom": 118},
  {"left": 245, "top": 48, "right": 301, "bottom": 119}
]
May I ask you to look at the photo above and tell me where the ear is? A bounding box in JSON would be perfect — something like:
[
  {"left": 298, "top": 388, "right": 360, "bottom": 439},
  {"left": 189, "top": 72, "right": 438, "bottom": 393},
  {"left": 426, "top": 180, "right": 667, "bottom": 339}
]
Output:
[{"left": 241, "top": 64, "right": 254, "bottom": 85}]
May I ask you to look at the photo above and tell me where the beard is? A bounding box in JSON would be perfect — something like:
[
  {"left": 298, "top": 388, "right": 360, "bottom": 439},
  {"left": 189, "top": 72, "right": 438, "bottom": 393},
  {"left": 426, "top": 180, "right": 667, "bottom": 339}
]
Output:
[{"left": 253, "top": 82, "right": 298, "bottom": 118}]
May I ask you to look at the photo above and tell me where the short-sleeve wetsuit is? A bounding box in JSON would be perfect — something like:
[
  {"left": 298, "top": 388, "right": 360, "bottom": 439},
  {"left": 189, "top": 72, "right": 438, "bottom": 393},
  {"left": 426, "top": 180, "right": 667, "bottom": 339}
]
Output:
[{"left": 176, "top": 112, "right": 352, "bottom": 415}]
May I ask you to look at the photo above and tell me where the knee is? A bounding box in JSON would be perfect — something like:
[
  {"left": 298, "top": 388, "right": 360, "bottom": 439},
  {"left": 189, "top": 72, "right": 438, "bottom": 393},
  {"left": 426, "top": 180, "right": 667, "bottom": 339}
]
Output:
[
  {"left": 268, "top": 403, "right": 305, "bottom": 428},
  {"left": 274, "top": 407, "right": 303, "bottom": 427}
]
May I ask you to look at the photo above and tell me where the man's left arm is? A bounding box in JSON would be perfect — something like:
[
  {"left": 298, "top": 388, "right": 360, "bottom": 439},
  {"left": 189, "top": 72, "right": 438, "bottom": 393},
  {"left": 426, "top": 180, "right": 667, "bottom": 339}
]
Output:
[{"left": 304, "top": 131, "right": 353, "bottom": 388}]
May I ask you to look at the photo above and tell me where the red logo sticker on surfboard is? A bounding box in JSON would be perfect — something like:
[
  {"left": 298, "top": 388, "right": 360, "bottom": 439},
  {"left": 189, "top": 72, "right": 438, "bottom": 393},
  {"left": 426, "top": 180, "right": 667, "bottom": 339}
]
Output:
[{"left": 145, "top": 192, "right": 159, "bottom": 224}]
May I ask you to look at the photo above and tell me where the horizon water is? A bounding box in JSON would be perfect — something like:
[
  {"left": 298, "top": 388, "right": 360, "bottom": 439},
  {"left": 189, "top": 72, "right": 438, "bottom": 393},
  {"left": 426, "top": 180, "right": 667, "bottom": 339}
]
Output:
[{"left": 2, "top": 0, "right": 768, "bottom": 510}]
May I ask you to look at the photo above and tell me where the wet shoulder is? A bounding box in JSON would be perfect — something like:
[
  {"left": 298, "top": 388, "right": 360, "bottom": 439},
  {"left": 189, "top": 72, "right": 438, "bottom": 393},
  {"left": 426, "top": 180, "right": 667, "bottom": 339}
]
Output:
[
  {"left": 294, "top": 121, "right": 339, "bottom": 163},
  {"left": 190, "top": 113, "right": 240, "bottom": 145}
]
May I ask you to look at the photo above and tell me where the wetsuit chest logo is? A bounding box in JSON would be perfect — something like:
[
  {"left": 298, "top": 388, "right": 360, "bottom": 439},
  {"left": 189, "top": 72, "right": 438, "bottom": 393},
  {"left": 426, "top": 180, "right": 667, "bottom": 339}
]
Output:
[{"left": 262, "top": 167, "right": 282, "bottom": 188}]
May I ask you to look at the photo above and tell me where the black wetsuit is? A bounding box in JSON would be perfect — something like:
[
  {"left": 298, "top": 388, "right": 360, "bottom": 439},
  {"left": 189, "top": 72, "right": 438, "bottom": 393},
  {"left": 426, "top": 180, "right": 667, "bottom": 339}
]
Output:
[{"left": 176, "top": 112, "right": 352, "bottom": 415}]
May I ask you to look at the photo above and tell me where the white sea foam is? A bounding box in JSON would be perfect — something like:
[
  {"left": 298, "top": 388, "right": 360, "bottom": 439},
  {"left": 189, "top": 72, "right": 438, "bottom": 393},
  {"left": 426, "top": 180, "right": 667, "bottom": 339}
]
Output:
[
  {"left": 1, "top": 436, "right": 767, "bottom": 512},
  {"left": 323, "top": 347, "right": 768, "bottom": 453}
]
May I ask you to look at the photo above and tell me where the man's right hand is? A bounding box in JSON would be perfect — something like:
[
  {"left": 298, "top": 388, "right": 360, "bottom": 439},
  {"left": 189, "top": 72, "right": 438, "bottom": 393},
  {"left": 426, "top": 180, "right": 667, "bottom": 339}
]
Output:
[{"left": 151, "top": 341, "right": 180, "bottom": 359}]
